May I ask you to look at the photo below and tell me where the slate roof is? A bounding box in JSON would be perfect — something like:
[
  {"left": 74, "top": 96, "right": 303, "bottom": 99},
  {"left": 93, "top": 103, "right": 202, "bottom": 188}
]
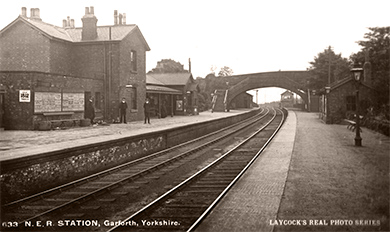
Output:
[
  {"left": 146, "top": 74, "right": 166, "bottom": 86},
  {"left": 0, "top": 16, "right": 150, "bottom": 50}
]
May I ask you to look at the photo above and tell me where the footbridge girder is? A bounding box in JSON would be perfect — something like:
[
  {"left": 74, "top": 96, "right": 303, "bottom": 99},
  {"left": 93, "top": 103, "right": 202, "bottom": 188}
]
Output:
[{"left": 225, "top": 71, "right": 311, "bottom": 107}]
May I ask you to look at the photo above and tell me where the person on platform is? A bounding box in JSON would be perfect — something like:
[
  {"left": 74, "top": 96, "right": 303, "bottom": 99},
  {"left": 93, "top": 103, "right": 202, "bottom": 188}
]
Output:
[
  {"left": 119, "top": 98, "right": 128, "bottom": 123},
  {"left": 144, "top": 98, "right": 151, "bottom": 124},
  {"left": 85, "top": 97, "right": 95, "bottom": 124}
]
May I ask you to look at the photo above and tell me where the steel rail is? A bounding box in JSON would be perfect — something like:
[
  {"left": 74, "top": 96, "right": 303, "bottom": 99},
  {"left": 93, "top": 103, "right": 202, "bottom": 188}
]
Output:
[
  {"left": 4, "top": 108, "right": 271, "bottom": 225},
  {"left": 3, "top": 108, "right": 265, "bottom": 209},
  {"left": 187, "top": 108, "right": 285, "bottom": 231},
  {"left": 106, "top": 108, "right": 284, "bottom": 232}
]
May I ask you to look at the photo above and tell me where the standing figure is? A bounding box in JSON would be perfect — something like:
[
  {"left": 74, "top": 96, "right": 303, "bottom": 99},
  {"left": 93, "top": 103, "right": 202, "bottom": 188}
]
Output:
[
  {"left": 119, "top": 98, "right": 128, "bottom": 123},
  {"left": 144, "top": 98, "right": 151, "bottom": 124},
  {"left": 85, "top": 97, "right": 95, "bottom": 124}
]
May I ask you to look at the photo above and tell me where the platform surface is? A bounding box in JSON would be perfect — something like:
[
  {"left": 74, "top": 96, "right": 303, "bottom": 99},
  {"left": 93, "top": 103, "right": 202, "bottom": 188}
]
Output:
[
  {"left": 0, "top": 109, "right": 250, "bottom": 161},
  {"left": 196, "top": 111, "right": 389, "bottom": 232}
]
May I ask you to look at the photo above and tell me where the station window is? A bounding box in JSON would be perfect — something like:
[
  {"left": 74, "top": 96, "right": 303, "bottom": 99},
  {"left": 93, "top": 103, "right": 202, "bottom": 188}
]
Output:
[{"left": 130, "top": 50, "right": 137, "bottom": 72}]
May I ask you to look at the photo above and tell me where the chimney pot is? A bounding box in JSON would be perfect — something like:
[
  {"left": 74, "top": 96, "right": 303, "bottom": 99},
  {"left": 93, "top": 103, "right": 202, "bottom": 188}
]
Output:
[
  {"left": 85, "top": 7, "right": 89, "bottom": 15},
  {"left": 63, "top": 19, "right": 67, "bottom": 27},
  {"left": 30, "top": 8, "right": 35, "bottom": 17},
  {"left": 35, "top": 8, "right": 40, "bottom": 18},
  {"left": 119, "top": 14, "right": 123, "bottom": 25},
  {"left": 90, "top": 6, "right": 94, "bottom": 14},
  {"left": 114, "top": 10, "right": 118, "bottom": 25},
  {"left": 71, "top": 19, "right": 75, "bottom": 28},
  {"left": 123, "top": 13, "right": 126, "bottom": 25},
  {"left": 21, "top": 7, "right": 27, "bottom": 17}
]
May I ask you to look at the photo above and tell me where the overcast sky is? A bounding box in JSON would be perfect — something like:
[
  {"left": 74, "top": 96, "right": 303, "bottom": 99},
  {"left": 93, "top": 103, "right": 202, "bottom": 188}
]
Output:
[{"left": 1, "top": 0, "right": 388, "bottom": 102}]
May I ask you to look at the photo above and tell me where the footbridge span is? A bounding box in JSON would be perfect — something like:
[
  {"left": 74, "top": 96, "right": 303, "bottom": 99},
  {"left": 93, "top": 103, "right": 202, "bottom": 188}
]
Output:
[{"left": 212, "top": 70, "right": 312, "bottom": 111}]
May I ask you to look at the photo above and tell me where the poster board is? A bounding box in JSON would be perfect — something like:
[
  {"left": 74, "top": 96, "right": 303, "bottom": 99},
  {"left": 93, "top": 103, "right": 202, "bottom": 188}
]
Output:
[
  {"left": 34, "top": 92, "right": 85, "bottom": 113},
  {"left": 34, "top": 92, "right": 62, "bottom": 113},
  {"left": 62, "top": 93, "right": 84, "bottom": 111}
]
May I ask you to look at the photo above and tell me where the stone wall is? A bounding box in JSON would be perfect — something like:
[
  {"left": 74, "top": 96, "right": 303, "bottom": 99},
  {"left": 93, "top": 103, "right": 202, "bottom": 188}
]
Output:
[{"left": 0, "top": 109, "right": 259, "bottom": 203}]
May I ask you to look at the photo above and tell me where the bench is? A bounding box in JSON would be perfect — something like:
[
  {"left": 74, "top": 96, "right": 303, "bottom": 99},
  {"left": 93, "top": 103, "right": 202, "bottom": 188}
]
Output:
[
  {"left": 42, "top": 112, "right": 79, "bottom": 129},
  {"left": 344, "top": 119, "right": 362, "bottom": 133},
  {"left": 50, "top": 119, "right": 80, "bottom": 129}
]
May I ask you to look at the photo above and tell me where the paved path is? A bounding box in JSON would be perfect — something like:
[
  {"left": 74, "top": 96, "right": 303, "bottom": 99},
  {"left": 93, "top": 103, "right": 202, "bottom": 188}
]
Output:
[
  {"left": 0, "top": 109, "right": 249, "bottom": 161},
  {"left": 196, "top": 111, "right": 389, "bottom": 232}
]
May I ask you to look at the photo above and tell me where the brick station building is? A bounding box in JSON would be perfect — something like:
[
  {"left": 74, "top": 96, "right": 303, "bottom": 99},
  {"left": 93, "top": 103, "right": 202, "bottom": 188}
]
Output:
[
  {"left": 318, "top": 76, "right": 377, "bottom": 124},
  {"left": 0, "top": 6, "right": 150, "bottom": 129}
]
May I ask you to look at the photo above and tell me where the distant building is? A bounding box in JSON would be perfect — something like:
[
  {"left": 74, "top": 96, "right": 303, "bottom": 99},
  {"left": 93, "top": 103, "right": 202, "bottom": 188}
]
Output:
[
  {"left": 0, "top": 7, "right": 150, "bottom": 129},
  {"left": 146, "top": 73, "right": 199, "bottom": 116},
  {"left": 318, "top": 77, "right": 377, "bottom": 124},
  {"left": 230, "top": 92, "right": 253, "bottom": 109},
  {"left": 280, "top": 91, "right": 294, "bottom": 108}
]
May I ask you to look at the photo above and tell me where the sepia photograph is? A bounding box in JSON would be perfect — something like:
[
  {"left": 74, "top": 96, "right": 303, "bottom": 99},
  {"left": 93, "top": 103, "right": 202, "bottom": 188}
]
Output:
[{"left": 0, "top": 0, "right": 389, "bottom": 231}]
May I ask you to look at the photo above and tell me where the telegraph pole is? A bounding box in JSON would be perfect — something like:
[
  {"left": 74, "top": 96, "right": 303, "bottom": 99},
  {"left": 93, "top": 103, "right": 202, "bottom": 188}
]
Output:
[{"left": 328, "top": 46, "right": 332, "bottom": 85}]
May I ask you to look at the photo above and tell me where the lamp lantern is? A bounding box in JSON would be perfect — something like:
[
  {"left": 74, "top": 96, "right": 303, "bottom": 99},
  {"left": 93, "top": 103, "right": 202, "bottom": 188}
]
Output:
[{"left": 351, "top": 68, "right": 363, "bottom": 81}]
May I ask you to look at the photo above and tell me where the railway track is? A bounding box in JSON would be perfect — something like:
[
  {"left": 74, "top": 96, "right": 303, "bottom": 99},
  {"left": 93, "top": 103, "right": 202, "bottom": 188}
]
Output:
[
  {"left": 1, "top": 108, "right": 281, "bottom": 231},
  {"left": 106, "top": 108, "right": 285, "bottom": 232}
]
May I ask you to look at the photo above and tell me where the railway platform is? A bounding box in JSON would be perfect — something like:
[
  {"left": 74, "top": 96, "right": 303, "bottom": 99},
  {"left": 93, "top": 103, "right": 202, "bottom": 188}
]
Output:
[
  {"left": 0, "top": 109, "right": 250, "bottom": 161},
  {"left": 197, "top": 111, "right": 389, "bottom": 232}
]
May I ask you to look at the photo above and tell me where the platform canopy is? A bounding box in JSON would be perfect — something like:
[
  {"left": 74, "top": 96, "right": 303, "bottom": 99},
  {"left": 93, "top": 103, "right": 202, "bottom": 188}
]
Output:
[{"left": 146, "top": 85, "right": 182, "bottom": 95}]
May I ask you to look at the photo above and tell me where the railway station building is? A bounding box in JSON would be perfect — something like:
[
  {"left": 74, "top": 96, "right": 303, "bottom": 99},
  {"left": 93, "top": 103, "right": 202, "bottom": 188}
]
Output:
[
  {"left": 0, "top": 7, "right": 150, "bottom": 130},
  {"left": 318, "top": 76, "right": 377, "bottom": 124},
  {"left": 146, "top": 73, "right": 200, "bottom": 117}
]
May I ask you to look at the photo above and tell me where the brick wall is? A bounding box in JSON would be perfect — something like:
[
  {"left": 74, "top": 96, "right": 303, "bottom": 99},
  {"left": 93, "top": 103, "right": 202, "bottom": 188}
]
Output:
[
  {"left": 0, "top": 21, "right": 50, "bottom": 72},
  {"left": 0, "top": 71, "right": 103, "bottom": 130},
  {"left": 327, "top": 82, "right": 377, "bottom": 123},
  {"left": 50, "top": 40, "right": 73, "bottom": 74},
  {"left": 118, "top": 31, "right": 147, "bottom": 122}
]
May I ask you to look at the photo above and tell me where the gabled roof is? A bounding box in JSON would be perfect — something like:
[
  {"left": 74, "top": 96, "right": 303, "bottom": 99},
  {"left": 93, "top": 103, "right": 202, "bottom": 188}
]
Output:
[
  {"left": 281, "top": 90, "right": 293, "bottom": 96},
  {"left": 0, "top": 16, "right": 73, "bottom": 41},
  {"left": 0, "top": 16, "right": 150, "bottom": 50},
  {"left": 146, "top": 74, "right": 165, "bottom": 86},
  {"left": 146, "top": 73, "right": 193, "bottom": 86},
  {"left": 317, "top": 77, "right": 376, "bottom": 94}
]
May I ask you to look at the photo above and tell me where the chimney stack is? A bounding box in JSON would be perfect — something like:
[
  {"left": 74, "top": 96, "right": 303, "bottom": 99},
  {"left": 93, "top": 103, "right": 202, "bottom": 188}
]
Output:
[
  {"left": 114, "top": 10, "right": 118, "bottom": 25},
  {"left": 189, "top": 58, "right": 192, "bottom": 73},
  {"left": 29, "top": 8, "right": 42, "bottom": 21},
  {"left": 119, "top": 14, "right": 123, "bottom": 25},
  {"left": 21, "top": 7, "right": 27, "bottom": 17},
  {"left": 114, "top": 10, "right": 126, "bottom": 25},
  {"left": 81, "top": 6, "right": 98, "bottom": 40}
]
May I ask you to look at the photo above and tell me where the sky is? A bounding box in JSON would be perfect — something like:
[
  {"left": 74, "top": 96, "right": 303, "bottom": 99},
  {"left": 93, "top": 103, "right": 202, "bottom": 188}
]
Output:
[{"left": 1, "top": 0, "right": 389, "bottom": 103}]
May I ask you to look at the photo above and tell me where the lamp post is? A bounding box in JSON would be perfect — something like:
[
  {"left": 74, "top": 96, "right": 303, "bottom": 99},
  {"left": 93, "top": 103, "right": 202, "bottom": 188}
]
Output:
[
  {"left": 351, "top": 65, "right": 363, "bottom": 146},
  {"left": 325, "top": 86, "right": 331, "bottom": 123}
]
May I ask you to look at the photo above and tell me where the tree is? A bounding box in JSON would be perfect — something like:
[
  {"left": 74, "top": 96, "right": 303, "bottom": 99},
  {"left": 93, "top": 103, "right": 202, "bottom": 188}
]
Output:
[
  {"left": 218, "top": 66, "right": 234, "bottom": 77},
  {"left": 307, "top": 46, "right": 351, "bottom": 90},
  {"left": 148, "top": 59, "right": 188, "bottom": 74},
  {"left": 350, "top": 27, "right": 390, "bottom": 105}
]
